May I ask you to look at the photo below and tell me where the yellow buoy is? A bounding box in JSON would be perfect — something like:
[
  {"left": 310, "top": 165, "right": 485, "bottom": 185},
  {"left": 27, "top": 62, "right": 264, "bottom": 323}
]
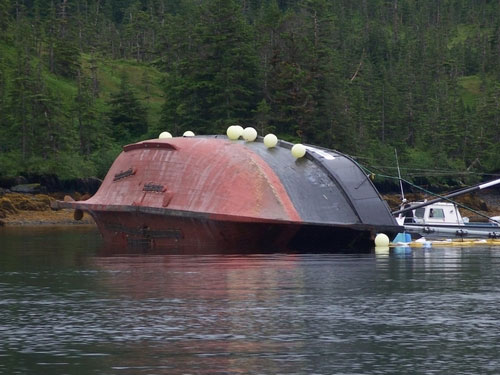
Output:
[
  {"left": 159, "top": 131, "right": 172, "bottom": 139},
  {"left": 183, "top": 130, "right": 195, "bottom": 137},
  {"left": 242, "top": 127, "right": 258, "bottom": 142},
  {"left": 291, "top": 143, "right": 306, "bottom": 158},
  {"left": 263, "top": 134, "right": 278, "bottom": 148},
  {"left": 233, "top": 125, "right": 244, "bottom": 137},
  {"left": 374, "top": 233, "right": 390, "bottom": 247},
  {"left": 227, "top": 125, "right": 243, "bottom": 140}
]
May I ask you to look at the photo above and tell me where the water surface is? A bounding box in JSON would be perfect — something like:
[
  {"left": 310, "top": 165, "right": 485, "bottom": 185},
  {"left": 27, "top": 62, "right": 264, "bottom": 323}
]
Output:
[{"left": 1, "top": 226, "right": 500, "bottom": 374}]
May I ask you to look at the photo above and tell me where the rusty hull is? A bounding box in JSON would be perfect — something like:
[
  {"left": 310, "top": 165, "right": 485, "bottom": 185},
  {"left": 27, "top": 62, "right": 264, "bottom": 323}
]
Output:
[{"left": 55, "top": 136, "right": 401, "bottom": 252}]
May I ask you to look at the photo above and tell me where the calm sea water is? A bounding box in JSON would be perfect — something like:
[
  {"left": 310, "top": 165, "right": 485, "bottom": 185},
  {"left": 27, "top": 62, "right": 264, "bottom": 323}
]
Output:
[{"left": 1, "top": 226, "right": 500, "bottom": 375}]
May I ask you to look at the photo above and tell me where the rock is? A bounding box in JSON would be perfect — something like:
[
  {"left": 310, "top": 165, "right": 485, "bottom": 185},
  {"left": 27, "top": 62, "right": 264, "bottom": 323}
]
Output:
[
  {"left": 456, "top": 194, "right": 489, "bottom": 212},
  {"left": 12, "top": 195, "right": 50, "bottom": 211},
  {"left": 0, "top": 193, "right": 53, "bottom": 212},
  {"left": 11, "top": 183, "right": 44, "bottom": 194},
  {"left": 0, "top": 192, "right": 95, "bottom": 226},
  {"left": 35, "top": 195, "right": 54, "bottom": 207},
  {"left": 0, "top": 197, "right": 18, "bottom": 215},
  {"left": 13, "top": 176, "right": 28, "bottom": 185},
  {"left": 0, "top": 196, "right": 18, "bottom": 219}
]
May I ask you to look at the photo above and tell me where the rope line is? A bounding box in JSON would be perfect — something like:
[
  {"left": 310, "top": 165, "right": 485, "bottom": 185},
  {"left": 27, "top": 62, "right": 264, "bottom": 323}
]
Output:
[
  {"left": 356, "top": 162, "right": 496, "bottom": 222},
  {"left": 352, "top": 158, "right": 500, "bottom": 178}
]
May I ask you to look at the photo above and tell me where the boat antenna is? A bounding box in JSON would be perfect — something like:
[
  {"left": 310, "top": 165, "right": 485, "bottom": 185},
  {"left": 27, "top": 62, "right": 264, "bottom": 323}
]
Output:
[{"left": 395, "top": 148, "right": 405, "bottom": 203}]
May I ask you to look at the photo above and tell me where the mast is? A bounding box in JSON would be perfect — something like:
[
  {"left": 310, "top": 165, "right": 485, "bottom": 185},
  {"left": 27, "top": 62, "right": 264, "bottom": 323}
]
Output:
[{"left": 395, "top": 148, "right": 405, "bottom": 202}]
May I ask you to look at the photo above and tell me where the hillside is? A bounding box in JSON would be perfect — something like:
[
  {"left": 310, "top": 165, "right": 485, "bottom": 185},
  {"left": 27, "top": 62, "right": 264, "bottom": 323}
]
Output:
[
  {"left": 1, "top": 0, "right": 499, "bottom": 189},
  {"left": 0, "top": 39, "right": 166, "bottom": 180}
]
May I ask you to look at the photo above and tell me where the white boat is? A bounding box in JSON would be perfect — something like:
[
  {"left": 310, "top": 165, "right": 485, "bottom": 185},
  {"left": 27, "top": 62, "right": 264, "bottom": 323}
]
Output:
[
  {"left": 393, "top": 178, "right": 500, "bottom": 240},
  {"left": 395, "top": 201, "right": 500, "bottom": 239}
]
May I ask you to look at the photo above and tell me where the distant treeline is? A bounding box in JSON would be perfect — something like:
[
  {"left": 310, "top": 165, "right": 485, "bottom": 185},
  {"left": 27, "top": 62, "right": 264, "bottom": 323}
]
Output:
[{"left": 0, "top": 0, "right": 499, "bottom": 189}]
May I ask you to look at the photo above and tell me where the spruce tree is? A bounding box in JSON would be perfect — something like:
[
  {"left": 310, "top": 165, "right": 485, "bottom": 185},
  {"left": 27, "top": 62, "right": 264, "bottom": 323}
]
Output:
[
  {"left": 108, "top": 73, "right": 148, "bottom": 143},
  {"left": 162, "top": 0, "right": 259, "bottom": 135},
  {"left": 0, "top": 0, "right": 10, "bottom": 35},
  {"left": 73, "top": 70, "right": 105, "bottom": 156},
  {"left": 53, "top": 0, "right": 81, "bottom": 78}
]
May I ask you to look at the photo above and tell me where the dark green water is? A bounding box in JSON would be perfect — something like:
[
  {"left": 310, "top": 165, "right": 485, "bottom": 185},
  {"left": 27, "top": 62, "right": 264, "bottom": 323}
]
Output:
[{"left": 1, "top": 226, "right": 500, "bottom": 375}]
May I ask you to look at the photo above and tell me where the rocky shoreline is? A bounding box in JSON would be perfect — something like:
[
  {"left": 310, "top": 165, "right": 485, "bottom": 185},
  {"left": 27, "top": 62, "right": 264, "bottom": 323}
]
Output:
[{"left": 0, "top": 192, "right": 94, "bottom": 226}]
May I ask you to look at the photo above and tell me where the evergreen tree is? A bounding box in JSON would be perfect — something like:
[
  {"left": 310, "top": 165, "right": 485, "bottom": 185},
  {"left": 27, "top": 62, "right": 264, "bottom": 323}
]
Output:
[
  {"left": 108, "top": 73, "right": 148, "bottom": 143},
  {"left": 162, "top": 0, "right": 260, "bottom": 134},
  {"left": 122, "top": 1, "right": 158, "bottom": 61},
  {"left": 53, "top": 38, "right": 81, "bottom": 78},
  {"left": 6, "top": 49, "right": 78, "bottom": 176},
  {"left": 0, "top": 62, "right": 7, "bottom": 155},
  {"left": 73, "top": 70, "right": 106, "bottom": 156},
  {"left": 0, "top": 0, "right": 10, "bottom": 35},
  {"left": 2, "top": 0, "right": 500, "bottom": 181},
  {"left": 471, "top": 80, "right": 500, "bottom": 171},
  {"left": 261, "top": 8, "right": 315, "bottom": 141},
  {"left": 7, "top": 50, "right": 36, "bottom": 162},
  {"left": 297, "top": 0, "right": 346, "bottom": 148},
  {"left": 53, "top": 0, "right": 81, "bottom": 78}
]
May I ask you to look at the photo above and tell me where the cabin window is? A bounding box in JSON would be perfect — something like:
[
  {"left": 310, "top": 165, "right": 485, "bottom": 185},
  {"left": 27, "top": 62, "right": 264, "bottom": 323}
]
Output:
[
  {"left": 415, "top": 208, "right": 425, "bottom": 218},
  {"left": 429, "top": 208, "right": 444, "bottom": 219}
]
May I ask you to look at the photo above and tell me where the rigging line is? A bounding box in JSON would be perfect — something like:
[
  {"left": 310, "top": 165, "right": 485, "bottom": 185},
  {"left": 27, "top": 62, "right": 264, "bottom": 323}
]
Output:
[
  {"left": 352, "top": 160, "right": 500, "bottom": 177},
  {"left": 382, "top": 168, "right": 473, "bottom": 173},
  {"left": 406, "top": 173, "right": 476, "bottom": 177},
  {"left": 370, "top": 169, "right": 500, "bottom": 178},
  {"left": 395, "top": 176, "right": 494, "bottom": 222},
  {"left": 363, "top": 165, "right": 495, "bottom": 174},
  {"left": 358, "top": 165, "right": 496, "bottom": 222}
]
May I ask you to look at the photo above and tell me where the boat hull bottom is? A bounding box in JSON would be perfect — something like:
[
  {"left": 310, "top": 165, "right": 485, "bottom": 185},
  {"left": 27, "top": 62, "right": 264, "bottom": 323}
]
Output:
[
  {"left": 404, "top": 224, "right": 500, "bottom": 240},
  {"left": 88, "top": 211, "right": 381, "bottom": 253}
]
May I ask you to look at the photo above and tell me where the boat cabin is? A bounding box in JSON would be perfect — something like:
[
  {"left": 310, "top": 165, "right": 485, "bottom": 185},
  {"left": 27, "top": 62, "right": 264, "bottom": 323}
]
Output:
[{"left": 398, "top": 202, "right": 466, "bottom": 225}]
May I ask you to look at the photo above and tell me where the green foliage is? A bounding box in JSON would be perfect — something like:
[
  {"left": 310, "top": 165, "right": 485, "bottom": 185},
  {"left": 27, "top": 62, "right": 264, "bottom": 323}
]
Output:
[
  {"left": 0, "top": 0, "right": 10, "bottom": 35},
  {"left": 53, "top": 39, "right": 81, "bottom": 78},
  {"left": 161, "top": 0, "right": 260, "bottom": 135},
  {"left": 0, "top": 151, "right": 22, "bottom": 177},
  {"left": 458, "top": 76, "right": 481, "bottom": 108},
  {"left": 107, "top": 73, "right": 148, "bottom": 143},
  {"left": 1, "top": 0, "right": 500, "bottom": 187},
  {"left": 253, "top": 99, "right": 274, "bottom": 134},
  {"left": 0, "top": 51, "right": 160, "bottom": 179},
  {"left": 90, "top": 144, "right": 123, "bottom": 178}
]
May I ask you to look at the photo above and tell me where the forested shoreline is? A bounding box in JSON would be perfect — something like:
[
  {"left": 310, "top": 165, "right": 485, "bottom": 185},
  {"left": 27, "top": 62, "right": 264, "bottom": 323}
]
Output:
[{"left": 1, "top": 0, "right": 500, "bottom": 190}]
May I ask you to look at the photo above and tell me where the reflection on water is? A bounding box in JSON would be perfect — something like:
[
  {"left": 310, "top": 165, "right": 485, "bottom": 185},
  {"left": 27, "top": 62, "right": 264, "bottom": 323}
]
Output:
[{"left": 1, "top": 226, "right": 500, "bottom": 374}]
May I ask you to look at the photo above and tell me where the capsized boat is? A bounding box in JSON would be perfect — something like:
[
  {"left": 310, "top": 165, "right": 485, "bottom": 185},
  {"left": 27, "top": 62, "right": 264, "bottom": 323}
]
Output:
[
  {"left": 54, "top": 135, "right": 401, "bottom": 252},
  {"left": 393, "top": 179, "right": 500, "bottom": 240}
]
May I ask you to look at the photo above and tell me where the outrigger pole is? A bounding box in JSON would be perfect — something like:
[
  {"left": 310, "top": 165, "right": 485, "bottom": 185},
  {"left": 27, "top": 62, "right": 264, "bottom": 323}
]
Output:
[{"left": 392, "top": 177, "right": 500, "bottom": 216}]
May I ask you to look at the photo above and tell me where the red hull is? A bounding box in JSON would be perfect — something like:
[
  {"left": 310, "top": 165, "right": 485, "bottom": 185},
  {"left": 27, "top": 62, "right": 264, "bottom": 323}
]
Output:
[
  {"left": 55, "top": 136, "right": 401, "bottom": 252},
  {"left": 82, "top": 206, "right": 383, "bottom": 252},
  {"left": 90, "top": 211, "right": 297, "bottom": 252}
]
